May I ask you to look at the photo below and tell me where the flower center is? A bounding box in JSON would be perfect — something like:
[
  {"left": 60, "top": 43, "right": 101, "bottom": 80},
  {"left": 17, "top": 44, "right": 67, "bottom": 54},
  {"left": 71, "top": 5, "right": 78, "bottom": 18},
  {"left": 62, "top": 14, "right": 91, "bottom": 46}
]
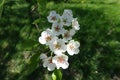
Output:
[
  {"left": 55, "top": 43, "right": 61, "bottom": 50},
  {"left": 69, "top": 44, "right": 74, "bottom": 50},
  {"left": 45, "top": 35, "right": 51, "bottom": 41},
  {"left": 49, "top": 58, "right": 52, "bottom": 63},
  {"left": 63, "top": 19, "right": 67, "bottom": 23},
  {"left": 51, "top": 16, "right": 56, "bottom": 21},
  {"left": 64, "top": 32, "right": 70, "bottom": 38},
  {"left": 54, "top": 26, "right": 60, "bottom": 32},
  {"left": 57, "top": 57, "right": 64, "bottom": 63}
]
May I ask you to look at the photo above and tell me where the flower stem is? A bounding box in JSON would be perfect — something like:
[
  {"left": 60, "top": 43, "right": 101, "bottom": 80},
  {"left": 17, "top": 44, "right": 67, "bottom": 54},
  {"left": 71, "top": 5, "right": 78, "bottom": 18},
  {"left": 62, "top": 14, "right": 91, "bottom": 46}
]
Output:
[
  {"left": 51, "top": 52, "right": 53, "bottom": 57},
  {"left": 35, "top": 24, "right": 40, "bottom": 32}
]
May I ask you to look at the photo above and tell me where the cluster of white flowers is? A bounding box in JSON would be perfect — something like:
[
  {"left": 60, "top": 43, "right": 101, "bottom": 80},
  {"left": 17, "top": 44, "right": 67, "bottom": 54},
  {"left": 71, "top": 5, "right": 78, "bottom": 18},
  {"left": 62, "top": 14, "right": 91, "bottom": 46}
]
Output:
[{"left": 39, "top": 9, "right": 80, "bottom": 71}]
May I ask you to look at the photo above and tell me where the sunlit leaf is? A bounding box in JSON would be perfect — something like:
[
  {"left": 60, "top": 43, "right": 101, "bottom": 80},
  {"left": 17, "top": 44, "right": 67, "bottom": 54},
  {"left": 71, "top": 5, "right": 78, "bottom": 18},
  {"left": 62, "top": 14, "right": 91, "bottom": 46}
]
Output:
[{"left": 52, "top": 69, "right": 62, "bottom": 80}]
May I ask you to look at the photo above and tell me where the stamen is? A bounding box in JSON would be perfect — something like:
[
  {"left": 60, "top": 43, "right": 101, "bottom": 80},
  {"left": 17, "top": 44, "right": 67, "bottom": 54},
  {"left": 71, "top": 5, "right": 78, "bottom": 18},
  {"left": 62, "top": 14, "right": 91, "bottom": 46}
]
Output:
[
  {"left": 64, "top": 32, "right": 69, "bottom": 38},
  {"left": 51, "top": 16, "right": 56, "bottom": 21},
  {"left": 57, "top": 56, "right": 64, "bottom": 63},
  {"left": 55, "top": 43, "right": 61, "bottom": 49},
  {"left": 69, "top": 44, "right": 74, "bottom": 50},
  {"left": 63, "top": 19, "right": 67, "bottom": 23},
  {"left": 45, "top": 35, "right": 51, "bottom": 41},
  {"left": 49, "top": 58, "right": 52, "bottom": 63},
  {"left": 54, "top": 26, "right": 60, "bottom": 32}
]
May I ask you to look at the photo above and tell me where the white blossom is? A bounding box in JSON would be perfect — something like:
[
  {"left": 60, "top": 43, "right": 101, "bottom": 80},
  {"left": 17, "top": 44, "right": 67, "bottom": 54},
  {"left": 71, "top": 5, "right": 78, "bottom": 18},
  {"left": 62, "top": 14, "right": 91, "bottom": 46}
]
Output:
[
  {"left": 52, "top": 22, "right": 64, "bottom": 36},
  {"left": 63, "top": 9, "right": 73, "bottom": 20},
  {"left": 62, "top": 29, "right": 75, "bottom": 42},
  {"left": 52, "top": 54, "right": 69, "bottom": 69},
  {"left": 42, "top": 57, "right": 56, "bottom": 71},
  {"left": 67, "top": 40, "right": 80, "bottom": 55},
  {"left": 39, "top": 9, "right": 80, "bottom": 71},
  {"left": 39, "top": 28, "right": 55, "bottom": 45},
  {"left": 49, "top": 38, "right": 66, "bottom": 55},
  {"left": 61, "top": 9, "right": 73, "bottom": 26},
  {"left": 72, "top": 18, "right": 80, "bottom": 30},
  {"left": 47, "top": 11, "right": 60, "bottom": 23}
]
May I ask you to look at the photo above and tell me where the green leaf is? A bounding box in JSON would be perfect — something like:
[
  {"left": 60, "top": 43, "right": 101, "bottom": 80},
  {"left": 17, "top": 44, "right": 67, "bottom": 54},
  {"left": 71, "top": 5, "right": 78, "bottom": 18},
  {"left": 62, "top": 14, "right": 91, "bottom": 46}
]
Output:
[
  {"left": 27, "top": 53, "right": 40, "bottom": 74},
  {"left": 32, "top": 19, "right": 40, "bottom": 24},
  {"left": 16, "top": 39, "right": 38, "bottom": 50},
  {"left": 52, "top": 69, "right": 62, "bottom": 80}
]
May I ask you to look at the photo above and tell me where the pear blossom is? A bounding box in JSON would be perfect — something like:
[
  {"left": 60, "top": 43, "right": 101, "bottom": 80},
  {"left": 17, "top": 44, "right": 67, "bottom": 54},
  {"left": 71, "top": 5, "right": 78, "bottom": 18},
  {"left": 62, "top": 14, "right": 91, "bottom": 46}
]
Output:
[
  {"left": 63, "top": 9, "right": 73, "bottom": 20},
  {"left": 72, "top": 18, "right": 80, "bottom": 30},
  {"left": 61, "top": 9, "right": 73, "bottom": 26},
  {"left": 42, "top": 57, "right": 56, "bottom": 71},
  {"left": 63, "top": 9, "right": 73, "bottom": 16},
  {"left": 61, "top": 15, "right": 72, "bottom": 26},
  {"left": 52, "top": 22, "right": 64, "bottom": 36},
  {"left": 67, "top": 40, "right": 80, "bottom": 55},
  {"left": 62, "top": 29, "right": 75, "bottom": 42},
  {"left": 39, "top": 28, "right": 55, "bottom": 45},
  {"left": 52, "top": 54, "right": 69, "bottom": 69},
  {"left": 47, "top": 11, "right": 60, "bottom": 23},
  {"left": 49, "top": 38, "right": 66, "bottom": 55}
]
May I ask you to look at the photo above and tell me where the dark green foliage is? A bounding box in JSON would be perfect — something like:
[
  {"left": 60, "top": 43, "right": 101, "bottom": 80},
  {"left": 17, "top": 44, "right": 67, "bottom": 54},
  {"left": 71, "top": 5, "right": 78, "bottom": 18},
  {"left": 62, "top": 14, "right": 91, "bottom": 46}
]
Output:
[{"left": 0, "top": 0, "right": 120, "bottom": 80}]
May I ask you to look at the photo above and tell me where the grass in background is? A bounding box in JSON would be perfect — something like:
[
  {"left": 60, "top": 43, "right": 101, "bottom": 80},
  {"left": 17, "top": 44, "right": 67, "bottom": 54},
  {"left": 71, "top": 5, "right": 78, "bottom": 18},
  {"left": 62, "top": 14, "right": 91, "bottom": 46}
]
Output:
[{"left": 0, "top": 0, "right": 120, "bottom": 80}]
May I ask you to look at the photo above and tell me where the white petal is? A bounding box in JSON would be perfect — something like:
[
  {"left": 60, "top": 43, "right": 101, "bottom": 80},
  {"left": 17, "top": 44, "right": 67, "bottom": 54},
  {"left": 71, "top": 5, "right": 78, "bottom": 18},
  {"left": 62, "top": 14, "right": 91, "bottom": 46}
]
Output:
[
  {"left": 72, "top": 18, "right": 80, "bottom": 30},
  {"left": 67, "top": 49, "right": 75, "bottom": 56},
  {"left": 39, "top": 37, "right": 46, "bottom": 44},
  {"left": 40, "top": 53, "right": 47, "bottom": 60},
  {"left": 75, "top": 41, "right": 80, "bottom": 48},
  {"left": 64, "top": 54, "right": 68, "bottom": 61},
  {"left": 62, "top": 62, "right": 69, "bottom": 69},
  {"left": 74, "top": 49, "right": 79, "bottom": 54},
  {"left": 69, "top": 40, "right": 74, "bottom": 43},
  {"left": 63, "top": 9, "right": 73, "bottom": 20},
  {"left": 56, "top": 64, "right": 60, "bottom": 69},
  {"left": 52, "top": 56, "right": 58, "bottom": 63},
  {"left": 54, "top": 50, "right": 63, "bottom": 55},
  {"left": 64, "top": 9, "right": 73, "bottom": 16},
  {"left": 41, "top": 31, "right": 47, "bottom": 37},
  {"left": 43, "top": 59, "right": 49, "bottom": 68},
  {"left": 47, "top": 63, "right": 56, "bottom": 71},
  {"left": 70, "top": 29, "right": 75, "bottom": 36}
]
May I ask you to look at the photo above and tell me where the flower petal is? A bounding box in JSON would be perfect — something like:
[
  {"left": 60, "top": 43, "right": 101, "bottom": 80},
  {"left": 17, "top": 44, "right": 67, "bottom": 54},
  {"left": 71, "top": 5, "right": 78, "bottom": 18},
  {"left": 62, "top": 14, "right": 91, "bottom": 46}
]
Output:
[
  {"left": 39, "top": 37, "right": 46, "bottom": 44},
  {"left": 47, "top": 63, "right": 56, "bottom": 71},
  {"left": 62, "top": 62, "right": 69, "bottom": 69},
  {"left": 40, "top": 53, "right": 47, "bottom": 60}
]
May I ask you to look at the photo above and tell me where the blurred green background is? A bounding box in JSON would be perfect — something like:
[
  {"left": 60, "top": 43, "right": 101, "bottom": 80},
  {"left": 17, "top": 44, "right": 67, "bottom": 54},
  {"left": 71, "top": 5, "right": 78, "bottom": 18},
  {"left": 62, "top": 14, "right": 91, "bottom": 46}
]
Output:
[{"left": 0, "top": 0, "right": 120, "bottom": 80}]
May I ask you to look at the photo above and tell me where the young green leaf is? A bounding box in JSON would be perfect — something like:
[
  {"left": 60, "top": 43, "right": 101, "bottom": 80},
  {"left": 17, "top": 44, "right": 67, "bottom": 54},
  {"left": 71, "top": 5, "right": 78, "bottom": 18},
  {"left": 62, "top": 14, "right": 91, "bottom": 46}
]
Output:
[{"left": 52, "top": 69, "right": 62, "bottom": 80}]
